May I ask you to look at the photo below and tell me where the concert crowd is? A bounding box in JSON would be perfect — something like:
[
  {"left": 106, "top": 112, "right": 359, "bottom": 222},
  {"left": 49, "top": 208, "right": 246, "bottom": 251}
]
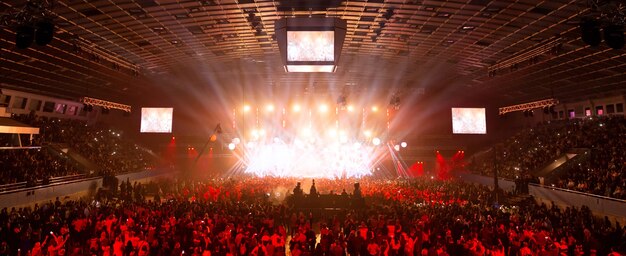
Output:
[
  {"left": 471, "top": 116, "right": 626, "bottom": 199},
  {"left": 0, "top": 177, "right": 624, "bottom": 255}
]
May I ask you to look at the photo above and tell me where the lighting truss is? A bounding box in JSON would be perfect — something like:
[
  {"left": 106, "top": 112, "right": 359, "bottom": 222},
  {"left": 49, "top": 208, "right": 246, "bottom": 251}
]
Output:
[
  {"left": 0, "top": 0, "right": 56, "bottom": 27},
  {"left": 586, "top": 0, "right": 626, "bottom": 25},
  {"left": 80, "top": 97, "right": 131, "bottom": 113},
  {"left": 499, "top": 98, "right": 559, "bottom": 115},
  {"left": 488, "top": 37, "right": 562, "bottom": 74}
]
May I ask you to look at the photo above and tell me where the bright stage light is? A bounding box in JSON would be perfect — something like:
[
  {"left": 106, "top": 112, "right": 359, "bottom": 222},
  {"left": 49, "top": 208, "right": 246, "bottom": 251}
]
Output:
[
  {"left": 394, "top": 145, "right": 400, "bottom": 151},
  {"left": 339, "top": 135, "right": 348, "bottom": 144},
  {"left": 372, "top": 137, "right": 381, "bottom": 146},
  {"left": 319, "top": 104, "right": 329, "bottom": 113},
  {"left": 292, "top": 104, "right": 301, "bottom": 112},
  {"left": 233, "top": 138, "right": 241, "bottom": 145},
  {"left": 364, "top": 130, "right": 372, "bottom": 138},
  {"left": 243, "top": 105, "right": 251, "bottom": 112},
  {"left": 371, "top": 106, "right": 379, "bottom": 112},
  {"left": 328, "top": 129, "right": 337, "bottom": 137},
  {"left": 266, "top": 104, "right": 275, "bottom": 112},
  {"left": 401, "top": 141, "right": 407, "bottom": 148},
  {"left": 347, "top": 105, "right": 354, "bottom": 112},
  {"left": 228, "top": 143, "right": 236, "bottom": 151},
  {"left": 302, "top": 127, "right": 312, "bottom": 137},
  {"left": 243, "top": 135, "right": 383, "bottom": 178}
]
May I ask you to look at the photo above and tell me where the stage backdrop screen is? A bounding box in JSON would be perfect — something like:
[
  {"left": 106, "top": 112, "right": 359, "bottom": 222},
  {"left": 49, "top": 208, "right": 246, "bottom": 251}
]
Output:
[
  {"left": 451, "top": 108, "right": 487, "bottom": 134},
  {"left": 140, "top": 108, "right": 173, "bottom": 133},
  {"left": 287, "top": 31, "right": 334, "bottom": 62}
]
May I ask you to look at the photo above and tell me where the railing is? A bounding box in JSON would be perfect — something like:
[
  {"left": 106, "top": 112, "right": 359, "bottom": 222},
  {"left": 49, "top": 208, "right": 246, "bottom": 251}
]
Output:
[
  {"left": 529, "top": 183, "right": 626, "bottom": 203},
  {"left": 460, "top": 172, "right": 626, "bottom": 218},
  {"left": 0, "top": 173, "right": 90, "bottom": 195}
]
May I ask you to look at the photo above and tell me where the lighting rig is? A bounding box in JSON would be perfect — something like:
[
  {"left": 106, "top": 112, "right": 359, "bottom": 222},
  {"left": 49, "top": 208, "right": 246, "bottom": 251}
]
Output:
[
  {"left": 499, "top": 98, "right": 559, "bottom": 115},
  {"left": 80, "top": 97, "right": 131, "bottom": 113},
  {"left": 0, "top": 0, "right": 57, "bottom": 49},
  {"left": 580, "top": 0, "right": 626, "bottom": 49}
]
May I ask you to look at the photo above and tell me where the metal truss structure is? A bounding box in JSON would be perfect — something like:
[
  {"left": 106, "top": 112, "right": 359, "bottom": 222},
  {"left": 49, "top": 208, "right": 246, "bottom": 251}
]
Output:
[
  {"left": 499, "top": 98, "right": 559, "bottom": 115},
  {"left": 80, "top": 97, "right": 131, "bottom": 113}
]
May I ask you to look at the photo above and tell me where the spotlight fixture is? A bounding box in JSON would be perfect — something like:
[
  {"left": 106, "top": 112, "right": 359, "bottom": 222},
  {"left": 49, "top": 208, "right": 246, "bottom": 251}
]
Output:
[
  {"left": 35, "top": 19, "right": 54, "bottom": 46},
  {"left": 603, "top": 24, "right": 624, "bottom": 50},
  {"left": 383, "top": 8, "right": 395, "bottom": 20},
  {"left": 15, "top": 25, "right": 35, "bottom": 49},
  {"left": 580, "top": 18, "right": 601, "bottom": 47}
]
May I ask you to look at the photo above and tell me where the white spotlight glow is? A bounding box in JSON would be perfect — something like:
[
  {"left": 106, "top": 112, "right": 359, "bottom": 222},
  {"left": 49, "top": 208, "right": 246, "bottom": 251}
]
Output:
[
  {"left": 394, "top": 145, "right": 400, "bottom": 151},
  {"left": 328, "top": 129, "right": 338, "bottom": 138},
  {"left": 319, "top": 104, "right": 329, "bottom": 113},
  {"left": 371, "top": 106, "right": 379, "bottom": 112},
  {"left": 233, "top": 138, "right": 241, "bottom": 145},
  {"left": 228, "top": 143, "right": 236, "bottom": 151},
  {"left": 243, "top": 105, "right": 251, "bottom": 112},
  {"left": 339, "top": 135, "right": 348, "bottom": 144},
  {"left": 363, "top": 130, "right": 373, "bottom": 138},
  {"left": 302, "top": 128, "right": 312, "bottom": 137},
  {"left": 401, "top": 141, "right": 407, "bottom": 148},
  {"left": 266, "top": 104, "right": 275, "bottom": 112},
  {"left": 372, "top": 137, "right": 381, "bottom": 146},
  {"left": 347, "top": 105, "right": 354, "bottom": 112},
  {"left": 292, "top": 104, "right": 301, "bottom": 112}
]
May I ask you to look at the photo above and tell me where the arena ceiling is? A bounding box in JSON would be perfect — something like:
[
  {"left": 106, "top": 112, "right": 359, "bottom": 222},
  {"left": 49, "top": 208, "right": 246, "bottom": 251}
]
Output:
[{"left": 1, "top": 0, "right": 626, "bottom": 105}]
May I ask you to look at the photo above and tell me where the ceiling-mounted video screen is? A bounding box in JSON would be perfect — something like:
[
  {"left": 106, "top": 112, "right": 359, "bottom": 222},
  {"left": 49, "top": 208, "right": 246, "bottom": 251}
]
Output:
[{"left": 287, "top": 31, "right": 334, "bottom": 62}]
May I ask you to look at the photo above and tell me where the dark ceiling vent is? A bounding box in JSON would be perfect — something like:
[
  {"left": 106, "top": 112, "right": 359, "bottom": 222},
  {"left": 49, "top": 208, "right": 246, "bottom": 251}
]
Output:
[
  {"left": 187, "top": 26, "right": 204, "bottom": 34},
  {"left": 530, "top": 6, "right": 553, "bottom": 15},
  {"left": 200, "top": 0, "right": 217, "bottom": 6},
  {"left": 475, "top": 40, "right": 491, "bottom": 47},
  {"left": 469, "top": 0, "right": 491, "bottom": 6},
  {"left": 137, "top": 0, "right": 159, "bottom": 8},
  {"left": 80, "top": 8, "right": 103, "bottom": 17},
  {"left": 359, "top": 16, "right": 376, "bottom": 22},
  {"left": 135, "top": 40, "right": 151, "bottom": 47}
]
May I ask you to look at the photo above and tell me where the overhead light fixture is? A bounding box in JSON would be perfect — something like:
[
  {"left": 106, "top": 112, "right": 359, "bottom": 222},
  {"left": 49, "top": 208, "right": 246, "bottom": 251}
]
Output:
[
  {"left": 15, "top": 25, "right": 35, "bottom": 49},
  {"left": 603, "top": 24, "right": 624, "bottom": 50},
  {"left": 580, "top": 18, "right": 601, "bottom": 47},
  {"left": 383, "top": 8, "right": 395, "bottom": 20},
  {"left": 275, "top": 17, "right": 347, "bottom": 72},
  {"left": 35, "top": 20, "right": 54, "bottom": 46}
]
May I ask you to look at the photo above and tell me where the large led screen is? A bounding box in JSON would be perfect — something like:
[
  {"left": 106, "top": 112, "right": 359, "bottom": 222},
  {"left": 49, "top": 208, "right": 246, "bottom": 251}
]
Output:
[
  {"left": 287, "top": 31, "right": 334, "bottom": 62},
  {"left": 140, "top": 108, "right": 173, "bottom": 133},
  {"left": 451, "top": 108, "right": 487, "bottom": 134}
]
